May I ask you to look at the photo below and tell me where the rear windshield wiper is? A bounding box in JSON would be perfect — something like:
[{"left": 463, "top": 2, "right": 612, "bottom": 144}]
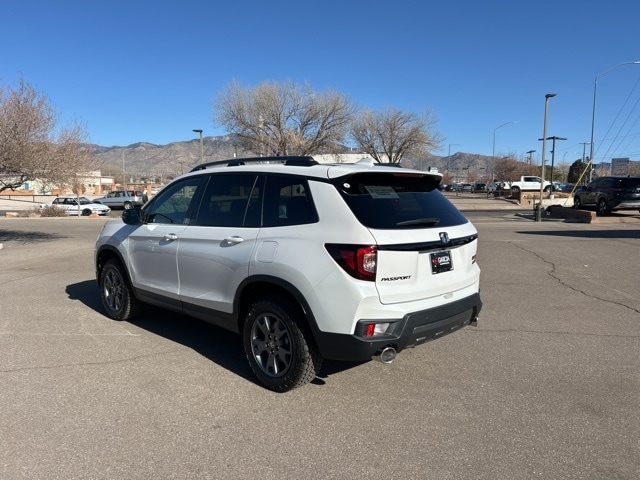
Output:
[{"left": 396, "top": 218, "right": 440, "bottom": 226}]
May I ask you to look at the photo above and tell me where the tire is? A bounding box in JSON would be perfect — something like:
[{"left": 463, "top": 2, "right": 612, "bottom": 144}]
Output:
[
  {"left": 243, "top": 296, "right": 322, "bottom": 392},
  {"left": 511, "top": 186, "right": 520, "bottom": 194},
  {"left": 123, "top": 202, "right": 132, "bottom": 210},
  {"left": 544, "top": 185, "right": 552, "bottom": 192},
  {"left": 99, "top": 258, "right": 141, "bottom": 321},
  {"left": 82, "top": 209, "right": 92, "bottom": 216},
  {"left": 573, "top": 196, "right": 582, "bottom": 209},
  {"left": 597, "top": 198, "right": 611, "bottom": 216}
]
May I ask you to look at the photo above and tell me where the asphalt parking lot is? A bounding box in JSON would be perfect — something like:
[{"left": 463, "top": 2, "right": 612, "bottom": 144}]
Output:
[{"left": 1, "top": 212, "right": 639, "bottom": 479}]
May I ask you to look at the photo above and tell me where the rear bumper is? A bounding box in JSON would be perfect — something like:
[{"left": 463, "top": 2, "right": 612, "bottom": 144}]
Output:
[
  {"left": 614, "top": 200, "right": 640, "bottom": 210},
  {"left": 314, "top": 292, "right": 482, "bottom": 362}
]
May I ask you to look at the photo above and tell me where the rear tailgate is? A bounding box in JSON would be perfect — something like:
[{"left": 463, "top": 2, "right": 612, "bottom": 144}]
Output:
[{"left": 370, "top": 222, "right": 480, "bottom": 304}]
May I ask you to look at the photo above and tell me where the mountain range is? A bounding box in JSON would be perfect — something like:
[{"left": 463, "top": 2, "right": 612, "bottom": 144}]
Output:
[{"left": 90, "top": 135, "right": 494, "bottom": 182}]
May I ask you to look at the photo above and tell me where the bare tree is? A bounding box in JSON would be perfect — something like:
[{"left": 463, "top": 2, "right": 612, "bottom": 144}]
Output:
[
  {"left": 494, "top": 156, "right": 533, "bottom": 183},
  {"left": 349, "top": 107, "right": 442, "bottom": 164},
  {"left": 629, "top": 161, "right": 640, "bottom": 175},
  {"left": 0, "top": 78, "right": 90, "bottom": 193},
  {"left": 49, "top": 122, "right": 93, "bottom": 193},
  {"left": 212, "top": 80, "right": 355, "bottom": 156}
]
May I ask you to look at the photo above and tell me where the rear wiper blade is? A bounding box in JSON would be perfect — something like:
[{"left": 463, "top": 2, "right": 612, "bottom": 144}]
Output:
[{"left": 396, "top": 218, "right": 440, "bottom": 226}]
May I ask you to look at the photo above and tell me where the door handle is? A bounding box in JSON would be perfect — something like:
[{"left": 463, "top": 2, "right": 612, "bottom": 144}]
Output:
[
  {"left": 223, "top": 236, "right": 244, "bottom": 245},
  {"left": 163, "top": 233, "right": 179, "bottom": 241}
]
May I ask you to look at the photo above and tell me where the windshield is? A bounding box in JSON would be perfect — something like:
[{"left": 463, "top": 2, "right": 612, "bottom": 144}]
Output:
[{"left": 335, "top": 172, "right": 468, "bottom": 229}]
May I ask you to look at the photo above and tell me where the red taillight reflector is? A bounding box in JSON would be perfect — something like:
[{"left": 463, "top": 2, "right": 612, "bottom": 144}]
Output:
[
  {"left": 365, "top": 324, "right": 376, "bottom": 337},
  {"left": 325, "top": 244, "right": 377, "bottom": 281}
]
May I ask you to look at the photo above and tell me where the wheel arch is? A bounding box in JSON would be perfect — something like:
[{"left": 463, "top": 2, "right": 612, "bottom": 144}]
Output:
[
  {"left": 95, "top": 245, "right": 130, "bottom": 283},
  {"left": 235, "top": 275, "right": 320, "bottom": 336}
]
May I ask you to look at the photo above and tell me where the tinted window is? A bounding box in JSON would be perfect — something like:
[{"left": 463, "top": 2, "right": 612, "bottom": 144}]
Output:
[
  {"left": 336, "top": 172, "right": 468, "bottom": 229},
  {"left": 618, "top": 178, "right": 640, "bottom": 190},
  {"left": 262, "top": 175, "right": 317, "bottom": 227},
  {"left": 143, "top": 176, "right": 204, "bottom": 225},
  {"left": 195, "top": 174, "right": 260, "bottom": 227}
]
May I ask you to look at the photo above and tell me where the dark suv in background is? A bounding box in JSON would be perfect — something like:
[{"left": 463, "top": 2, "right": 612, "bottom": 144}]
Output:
[{"left": 573, "top": 176, "right": 640, "bottom": 215}]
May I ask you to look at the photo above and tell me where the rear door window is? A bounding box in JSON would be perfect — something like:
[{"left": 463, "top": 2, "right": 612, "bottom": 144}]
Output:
[
  {"left": 335, "top": 172, "right": 468, "bottom": 229},
  {"left": 194, "top": 174, "right": 260, "bottom": 227}
]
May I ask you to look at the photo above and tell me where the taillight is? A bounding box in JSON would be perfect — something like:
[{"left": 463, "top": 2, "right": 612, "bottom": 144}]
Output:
[{"left": 325, "top": 244, "right": 377, "bottom": 281}]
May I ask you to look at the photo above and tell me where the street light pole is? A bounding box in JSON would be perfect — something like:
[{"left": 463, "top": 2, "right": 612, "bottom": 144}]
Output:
[
  {"left": 537, "top": 94, "right": 556, "bottom": 221},
  {"left": 447, "top": 143, "right": 461, "bottom": 175},
  {"left": 493, "top": 121, "right": 516, "bottom": 183},
  {"left": 193, "top": 129, "right": 204, "bottom": 164},
  {"left": 538, "top": 136, "right": 567, "bottom": 184},
  {"left": 589, "top": 61, "right": 640, "bottom": 181},
  {"left": 121, "top": 147, "right": 131, "bottom": 188},
  {"left": 526, "top": 150, "right": 536, "bottom": 165}
]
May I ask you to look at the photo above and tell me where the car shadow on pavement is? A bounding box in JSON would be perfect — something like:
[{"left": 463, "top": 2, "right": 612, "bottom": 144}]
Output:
[
  {"left": 66, "top": 280, "right": 255, "bottom": 383},
  {"left": 65, "top": 280, "right": 363, "bottom": 389},
  {"left": 517, "top": 229, "right": 640, "bottom": 239},
  {"left": 0, "top": 228, "right": 65, "bottom": 244}
]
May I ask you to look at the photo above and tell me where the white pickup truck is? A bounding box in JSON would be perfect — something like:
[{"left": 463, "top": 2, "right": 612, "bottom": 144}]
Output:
[{"left": 504, "top": 176, "right": 552, "bottom": 194}]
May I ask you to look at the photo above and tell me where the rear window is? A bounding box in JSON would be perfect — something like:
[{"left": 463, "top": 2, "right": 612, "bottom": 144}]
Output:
[
  {"left": 618, "top": 178, "right": 640, "bottom": 190},
  {"left": 335, "top": 172, "right": 469, "bottom": 229}
]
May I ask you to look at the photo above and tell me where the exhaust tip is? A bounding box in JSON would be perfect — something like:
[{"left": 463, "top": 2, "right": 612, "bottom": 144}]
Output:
[{"left": 377, "top": 346, "right": 397, "bottom": 364}]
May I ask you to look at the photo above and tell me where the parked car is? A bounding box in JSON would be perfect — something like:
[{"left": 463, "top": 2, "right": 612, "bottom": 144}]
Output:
[
  {"left": 95, "top": 156, "right": 482, "bottom": 392},
  {"left": 507, "top": 176, "right": 552, "bottom": 194},
  {"left": 40, "top": 196, "right": 111, "bottom": 216},
  {"left": 472, "top": 183, "right": 487, "bottom": 193},
  {"left": 460, "top": 183, "right": 473, "bottom": 192},
  {"left": 573, "top": 175, "right": 640, "bottom": 215},
  {"left": 92, "top": 190, "right": 148, "bottom": 209},
  {"left": 487, "top": 182, "right": 501, "bottom": 193}
]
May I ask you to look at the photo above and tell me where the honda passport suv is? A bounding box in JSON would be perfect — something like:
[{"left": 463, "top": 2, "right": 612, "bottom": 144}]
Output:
[{"left": 95, "top": 157, "right": 482, "bottom": 392}]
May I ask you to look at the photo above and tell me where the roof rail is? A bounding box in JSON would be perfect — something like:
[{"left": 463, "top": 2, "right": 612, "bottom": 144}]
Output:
[{"left": 190, "top": 156, "right": 319, "bottom": 172}]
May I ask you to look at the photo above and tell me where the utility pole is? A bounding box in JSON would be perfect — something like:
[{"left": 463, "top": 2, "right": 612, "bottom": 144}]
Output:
[
  {"left": 580, "top": 142, "right": 591, "bottom": 163},
  {"left": 538, "top": 136, "right": 567, "bottom": 183}
]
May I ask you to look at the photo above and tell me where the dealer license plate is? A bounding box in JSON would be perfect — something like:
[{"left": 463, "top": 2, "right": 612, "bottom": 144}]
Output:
[{"left": 430, "top": 250, "right": 453, "bottom": 274}]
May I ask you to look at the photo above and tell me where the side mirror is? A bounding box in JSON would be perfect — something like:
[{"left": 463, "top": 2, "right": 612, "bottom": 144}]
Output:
[{"left": 122, "top": 207, "right": 143, "bottom": 225}]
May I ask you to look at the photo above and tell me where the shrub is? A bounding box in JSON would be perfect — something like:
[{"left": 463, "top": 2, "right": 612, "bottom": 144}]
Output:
[{"left": 39, "top": 206, "right": 67, "bottom": 217}]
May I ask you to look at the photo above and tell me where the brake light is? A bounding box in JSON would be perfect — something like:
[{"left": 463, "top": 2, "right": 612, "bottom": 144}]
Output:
[{"left": 325, "top": 244, "right": 377, "bottom": 281}]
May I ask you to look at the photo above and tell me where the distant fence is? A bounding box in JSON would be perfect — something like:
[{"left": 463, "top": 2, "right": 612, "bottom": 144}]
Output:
[{"left": 0, "top": 194, "right": 58, "bottom": 204}]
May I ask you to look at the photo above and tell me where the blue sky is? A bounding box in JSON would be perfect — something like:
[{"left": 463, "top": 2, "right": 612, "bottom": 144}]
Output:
[{"left": 2, "top": 0, "right": 640, "bottom": 166}]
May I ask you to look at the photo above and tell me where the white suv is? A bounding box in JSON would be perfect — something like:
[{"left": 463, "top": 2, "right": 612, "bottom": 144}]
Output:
[{"left": 95, "top": 156, "right": 482, "bottom": 391}]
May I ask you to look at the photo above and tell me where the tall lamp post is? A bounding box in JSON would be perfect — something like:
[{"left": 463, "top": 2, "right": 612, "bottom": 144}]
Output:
[
  {"left": 537, "top": 93, "right": 556, "bottom": 221},
  {"left": 492, "top": 121, "right": 516, "bottom": 183},
  {"left": 526, "top": 150, "right": 536, "bottom": 165},
  {"left": 589, "top": 61, "right": 640, "bottom": 181},
  {"left": 193, "top": 129, "right": 204, "bottom": 164},
  {"left": 447, "top": 143, "right": 461, "bottom": 176},
  {"left": 538, "top": 136, "right": 567, "bottom": 185},
  {"left": 121, "top": 147, "right": 131, "bottom": 188}
]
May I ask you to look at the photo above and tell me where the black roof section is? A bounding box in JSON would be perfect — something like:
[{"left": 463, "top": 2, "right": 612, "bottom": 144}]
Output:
[{"left": 190, "top": 156, "right": 319, "bottom": 172}]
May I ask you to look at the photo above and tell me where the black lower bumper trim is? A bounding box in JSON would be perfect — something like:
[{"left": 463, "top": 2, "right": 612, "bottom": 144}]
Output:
[{"left": 314, "top": 292, "right": 482, "bottom": 362}]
